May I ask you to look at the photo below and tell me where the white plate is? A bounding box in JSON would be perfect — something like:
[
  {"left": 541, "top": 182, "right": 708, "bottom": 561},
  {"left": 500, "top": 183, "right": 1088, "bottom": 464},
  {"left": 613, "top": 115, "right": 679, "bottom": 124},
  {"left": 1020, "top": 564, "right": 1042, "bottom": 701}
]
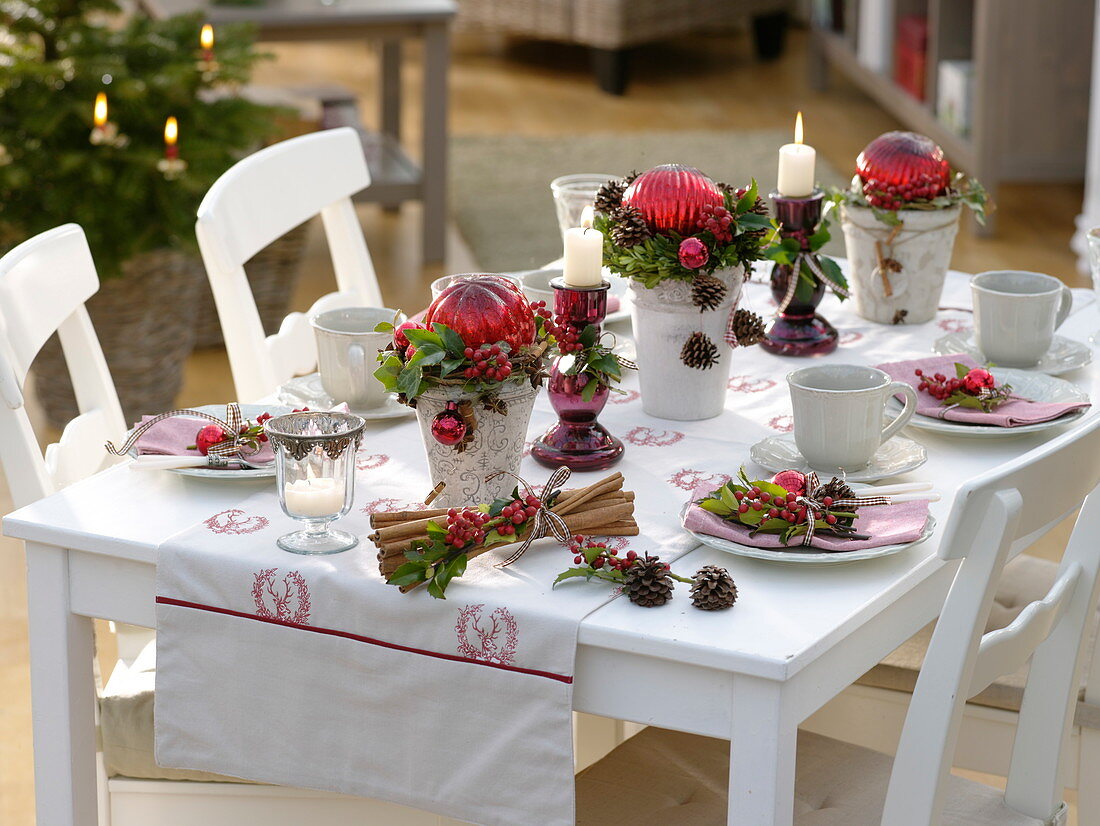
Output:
[
  {"left": 886, "top": 368, "right": 1090, "bottom": 437},
  {"left": 933, "top": 332, "right": 1092, "bottom": 376},
  {"left": 517, "top": 268, "right": 633, "bottom": 325},
  {"left": 680, "top": 501, "right": 936, "bottom": 565},
  {"left": 750, "top": 434, "right": 927, "bottom": 482},
  {"left": 127, "top": 404, "right": 289, "bottom": 479},
  {"left": 277, "top": 374, "right": 414, "bottom": 421}
]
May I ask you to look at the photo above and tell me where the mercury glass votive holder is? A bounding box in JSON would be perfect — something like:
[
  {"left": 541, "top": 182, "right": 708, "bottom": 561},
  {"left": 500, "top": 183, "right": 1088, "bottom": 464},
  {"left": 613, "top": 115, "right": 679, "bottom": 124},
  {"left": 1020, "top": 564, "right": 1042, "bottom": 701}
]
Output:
[{"left": 265, "top": 411, "right": 365, "bottom": 555}]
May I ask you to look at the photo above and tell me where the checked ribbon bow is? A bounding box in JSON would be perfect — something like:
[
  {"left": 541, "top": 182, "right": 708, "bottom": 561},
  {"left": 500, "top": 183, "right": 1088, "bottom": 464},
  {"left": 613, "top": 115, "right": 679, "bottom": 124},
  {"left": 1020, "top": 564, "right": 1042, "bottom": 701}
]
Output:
[
  {"left": 488, "top": 466, "right": 573, "bottom": 567},
  {"left": 777, "top": 253, "right": 850, "bottom": 314},
  {"left": 105, "top": 403, "right": 262, "bottom": 466},
  {"left": 793, "top": 472, "right": 892, "bottom": 547}
]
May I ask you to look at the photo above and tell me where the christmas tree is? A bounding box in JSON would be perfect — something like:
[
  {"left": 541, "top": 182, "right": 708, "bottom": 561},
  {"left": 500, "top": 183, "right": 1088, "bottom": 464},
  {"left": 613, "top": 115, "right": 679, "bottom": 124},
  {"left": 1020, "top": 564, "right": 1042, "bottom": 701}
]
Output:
[{"left": 0, "top": 0, "right": 281, "bottom": 277}]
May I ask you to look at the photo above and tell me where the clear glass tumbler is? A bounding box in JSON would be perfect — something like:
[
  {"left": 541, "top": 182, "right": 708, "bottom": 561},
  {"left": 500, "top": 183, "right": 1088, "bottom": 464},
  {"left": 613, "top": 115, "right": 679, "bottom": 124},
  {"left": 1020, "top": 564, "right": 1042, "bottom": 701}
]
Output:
[
  {"left": 265, "top": 411, "right": 365, "bottom": 555},
  {"left": 550, "top": 174, "right": 614, "bottom": 238},
  {"left": 1088, "top": 227, "right": 1100, "bottom": 343}
]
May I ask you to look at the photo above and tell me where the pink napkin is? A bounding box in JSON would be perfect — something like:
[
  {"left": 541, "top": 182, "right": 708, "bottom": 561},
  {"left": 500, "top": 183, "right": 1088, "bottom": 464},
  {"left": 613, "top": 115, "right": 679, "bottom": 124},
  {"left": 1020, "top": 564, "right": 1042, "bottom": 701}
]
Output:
[
  {"left": 878, "top": 354, "right": 1090, "bottom": 427},
  {"left": 134, "top": 415, "right": 274, "bottom": 464},
  {"left": 682, "top": 484, "right": 929, "bottom": 552}
]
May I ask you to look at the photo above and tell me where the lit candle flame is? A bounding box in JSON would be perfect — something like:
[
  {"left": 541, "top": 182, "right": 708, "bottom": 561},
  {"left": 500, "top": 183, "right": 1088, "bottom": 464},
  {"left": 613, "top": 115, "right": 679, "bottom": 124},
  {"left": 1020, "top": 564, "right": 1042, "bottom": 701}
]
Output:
[
  {"left": 93, "top": 92, "right": 108, "bottom": 128},
  {"left": 164, "top": 116, "right": 178, "bottom": 146},
  {"left": 200, "top": 24, "right": 214, "bottom": 51},
  {"left": 580, "top": 205, "right": 595, "bottom": 229},
  {"left": 794, "top": 111, "right": 804, "bottom": 145}
]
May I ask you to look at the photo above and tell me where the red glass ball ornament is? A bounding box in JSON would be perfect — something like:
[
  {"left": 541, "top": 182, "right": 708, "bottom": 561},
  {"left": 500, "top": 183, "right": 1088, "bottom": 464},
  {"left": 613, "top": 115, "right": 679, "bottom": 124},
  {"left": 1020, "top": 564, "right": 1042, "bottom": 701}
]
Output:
[
  {"left": 431, "top": 402, "right": 467, "bottom": 446},
  {"left": 195, "top": 424, "right": 228, "bottom": 456},
  {"left": 856, "top": 131, "right": 950, "bottom": 195},
  {"left": 772, "top": 469, "right": 807, "bottom": 496},
  {"left": 394, "top": 320, "right": 424, "bottom": 351},
  {"left": 424, "top": 274, "right": 535, "bottom": 352},
  {"left": 623, "top": 164, "right": 724, "bottom": 236},
  {"left": 678, "top": 237, "right": 709, "bottom": 270}
]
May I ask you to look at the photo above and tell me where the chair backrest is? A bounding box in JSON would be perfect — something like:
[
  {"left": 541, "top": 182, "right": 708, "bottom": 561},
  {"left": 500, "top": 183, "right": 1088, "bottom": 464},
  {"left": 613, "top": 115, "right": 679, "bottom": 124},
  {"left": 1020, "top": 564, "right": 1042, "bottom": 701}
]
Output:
[
  {"left": 0, "top": 224, "right": 126, "bottom": 508},
  {"left": 195, "top": 127, "right": 383, "bottom": 401},
  {"left": 882, "top": 413, "right": 1100, "bottom": 825}
]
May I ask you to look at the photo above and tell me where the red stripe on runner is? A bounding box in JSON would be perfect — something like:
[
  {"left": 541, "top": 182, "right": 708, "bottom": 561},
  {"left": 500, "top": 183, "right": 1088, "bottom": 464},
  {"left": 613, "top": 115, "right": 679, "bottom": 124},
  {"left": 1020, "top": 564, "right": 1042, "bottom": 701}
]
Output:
[{"left": 155, "top": 596, "right": 574, "bottom": 685}]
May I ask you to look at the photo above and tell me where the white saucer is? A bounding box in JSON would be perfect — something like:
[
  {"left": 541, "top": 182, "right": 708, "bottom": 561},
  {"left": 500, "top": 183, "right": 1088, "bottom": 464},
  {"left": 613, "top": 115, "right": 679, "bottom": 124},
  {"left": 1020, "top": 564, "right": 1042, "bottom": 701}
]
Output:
[
  {"left": 277, "top": 374, "right": 414, "bottom": 421},
  {"left": 681, "top": 501, "right": 936, "bottom": 565},
  {"left": 886, "top": 368, "right": 1090, "bottom": 438},
  {"left": 750, "top": 434, "right": 927, "bottom": 482},
  {"left": 932, "top": 332, "right": 1092, "bottom": 376}
]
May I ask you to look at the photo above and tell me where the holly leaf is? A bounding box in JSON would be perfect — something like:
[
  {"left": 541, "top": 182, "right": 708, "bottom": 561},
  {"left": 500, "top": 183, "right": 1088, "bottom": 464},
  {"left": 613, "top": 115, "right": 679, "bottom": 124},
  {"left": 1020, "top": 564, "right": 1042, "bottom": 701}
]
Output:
[
  {"left": 553, "top": 567, "right": 595, "bottom": 587},
  {"left": 433, "top": 323, "right": 467, "bottom": 356},
  {"left": 736, "top": 178, "right": 759, "bottom": 214},
  {"left": 808, "top": 225, "right": 831, "bottom": 250},
  {"left": 425, "top": 520, "right": 447, "bottom": 539},
  {"left": 387, "top": 562, "right": 428, "bottom": 588},
  {"left": 818, "top": 257, "right": 847, "bottom": 292},
  {"left": 489, "top": 498, "right": 511, "bottom": 518},
  {"left": 579, "top": 324, "right": 599, "bottom": 348},
  {"left": 404, "top": 328, "right": 444, "bottom": 350},
  {"left": 581, "top": 378, "right": 600, "bottom": 403},
  {"left": 954, "top": 362, "right": 970, "bottom": 380},
  {"left": 439, "top": 356, "right": 466, "bottom": 377}
]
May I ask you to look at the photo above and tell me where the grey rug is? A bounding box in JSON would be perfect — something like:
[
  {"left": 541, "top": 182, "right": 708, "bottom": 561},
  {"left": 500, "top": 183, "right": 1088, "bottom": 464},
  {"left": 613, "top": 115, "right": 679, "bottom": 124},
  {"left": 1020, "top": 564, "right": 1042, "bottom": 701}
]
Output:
[{"left": 450, "top": 130, "right": 847, "bottom": 272}]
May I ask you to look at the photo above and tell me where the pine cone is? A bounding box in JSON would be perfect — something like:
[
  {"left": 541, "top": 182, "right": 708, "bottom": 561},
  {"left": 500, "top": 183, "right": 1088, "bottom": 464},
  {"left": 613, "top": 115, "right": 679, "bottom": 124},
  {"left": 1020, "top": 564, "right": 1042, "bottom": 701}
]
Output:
[
  {"left": 690, "top": 565, "right": 738, "bottom": 610},
  {"left": 594, "top": 178, "right": 626, "bottom": 214},
  {"left": 691, "top": 273, "right": 728, "bottom": 311},
  {"left": 624, "top": 555, "right": 675, "bottom": 607},
  {"left": 818, "top": 477, "right": 855, "bottom": 502},
  {"left": 729, "top": 308, "right": 767, "bottom": 347},
  {"left": 610, "top": 204, "right": 652, "bottom": 248},
  {"left": 680, "top": 331, "right": 720, "bottom": 370}
]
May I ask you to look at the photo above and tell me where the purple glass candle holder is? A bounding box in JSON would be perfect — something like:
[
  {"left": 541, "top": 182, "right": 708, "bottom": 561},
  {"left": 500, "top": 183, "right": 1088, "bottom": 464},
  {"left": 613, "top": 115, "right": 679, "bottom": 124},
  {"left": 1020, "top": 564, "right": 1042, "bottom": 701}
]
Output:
[
  {"left": 759, "top": 189, "right": 839, "bottom": 357},
  {"left": 531, "top": 278, "right": 624, "bottom": 471}
]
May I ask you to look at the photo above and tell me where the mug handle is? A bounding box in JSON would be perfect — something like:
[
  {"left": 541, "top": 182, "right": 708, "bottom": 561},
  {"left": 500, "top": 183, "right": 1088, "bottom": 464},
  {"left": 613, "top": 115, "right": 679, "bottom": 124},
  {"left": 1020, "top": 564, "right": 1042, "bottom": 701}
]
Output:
[
  {"left": 881, "top": 382, "right": 918, "bottom": 444},
  {"left": 1055, "top": 285, "right": 1073, "bottom": 329},
  {"left": 347, "top": 343, "right": 366, "bottom": 387}
]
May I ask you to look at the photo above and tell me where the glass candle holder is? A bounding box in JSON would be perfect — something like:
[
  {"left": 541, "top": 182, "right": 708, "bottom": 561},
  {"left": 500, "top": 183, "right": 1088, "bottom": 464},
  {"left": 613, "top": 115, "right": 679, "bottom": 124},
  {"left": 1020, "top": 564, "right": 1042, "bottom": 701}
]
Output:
[
  {"left": 265, "top": 411, "right": 365, "bottom": 555},
  {"left": 550, "top": 173, "right": 613, "bottom": 238}
]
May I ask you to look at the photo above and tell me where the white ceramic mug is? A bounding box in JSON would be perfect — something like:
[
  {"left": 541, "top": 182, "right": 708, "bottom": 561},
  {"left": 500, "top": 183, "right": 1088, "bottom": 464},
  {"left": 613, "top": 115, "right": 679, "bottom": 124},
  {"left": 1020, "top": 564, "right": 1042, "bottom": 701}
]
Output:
[
  {"left": 311, "top": 307, "right": 401, "bottom": 411},
  {"left": 787, "top": 364, "right": 918, "bottom": 473},
  {"left": 971, "top": 270, "right": 1072, "bottom": 367}
]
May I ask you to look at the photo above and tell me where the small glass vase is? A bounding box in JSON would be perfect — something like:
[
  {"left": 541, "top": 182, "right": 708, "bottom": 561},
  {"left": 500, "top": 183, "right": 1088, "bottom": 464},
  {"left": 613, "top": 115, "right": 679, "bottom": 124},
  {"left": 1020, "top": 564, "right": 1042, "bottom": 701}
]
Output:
[
  {"left": 265, "top": 411, "right": 365, "bottom": 555},
  {"left": 550, "top": 173, "right": 613, "bottom": 237}
]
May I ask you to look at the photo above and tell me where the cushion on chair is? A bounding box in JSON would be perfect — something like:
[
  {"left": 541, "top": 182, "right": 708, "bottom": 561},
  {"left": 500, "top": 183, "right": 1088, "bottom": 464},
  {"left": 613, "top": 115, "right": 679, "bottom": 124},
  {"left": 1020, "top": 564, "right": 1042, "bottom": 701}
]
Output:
[
  {"left": 576, "top": 727, "right": 1046, "bottom": 825},
  {"left": 858, "top": 554, "right": 1100, "bottom": 722},
  {"left": 99, "top": 640, "right": 257, "bottom": 783}
]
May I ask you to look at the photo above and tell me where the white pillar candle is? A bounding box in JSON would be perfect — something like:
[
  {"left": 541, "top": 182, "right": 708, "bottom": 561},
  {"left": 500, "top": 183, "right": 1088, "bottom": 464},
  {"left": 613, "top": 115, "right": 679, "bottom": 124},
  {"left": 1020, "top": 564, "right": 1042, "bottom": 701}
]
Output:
[
  {"left": 284, "top": 477, "right": 345, "bottom": 518},
  {"left": 562, "top": 226, "right": 604, "bottom": 287},
  {"left": 777, "top": 111, "right": 817, "bottom": 198}
]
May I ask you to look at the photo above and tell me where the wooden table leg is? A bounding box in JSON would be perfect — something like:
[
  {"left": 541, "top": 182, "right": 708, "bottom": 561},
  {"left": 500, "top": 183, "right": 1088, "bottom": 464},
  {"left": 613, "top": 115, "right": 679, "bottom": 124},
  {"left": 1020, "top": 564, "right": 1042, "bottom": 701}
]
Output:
[
  {"left": 379, "top": 39, "right": 402, "bottom": 213},
  {"left": 728, "top": 674, "right": 797, "bottom": 826},
  {"left": 421, "top": 21, "right": 449, "bottom": 264},
  {"left": 25, "top": 543, "right": 99, "bottom": 825}
]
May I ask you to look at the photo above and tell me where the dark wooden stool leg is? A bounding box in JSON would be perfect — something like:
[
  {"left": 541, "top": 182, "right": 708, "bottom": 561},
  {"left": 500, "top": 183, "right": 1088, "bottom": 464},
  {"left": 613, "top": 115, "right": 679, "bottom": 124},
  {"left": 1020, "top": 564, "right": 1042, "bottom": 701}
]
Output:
[
  {"left": 591, "top": 47, "right": 629, "bottom": 95},
  {"left": 753, "top": 11, "right": 789, "bottom": 61}
]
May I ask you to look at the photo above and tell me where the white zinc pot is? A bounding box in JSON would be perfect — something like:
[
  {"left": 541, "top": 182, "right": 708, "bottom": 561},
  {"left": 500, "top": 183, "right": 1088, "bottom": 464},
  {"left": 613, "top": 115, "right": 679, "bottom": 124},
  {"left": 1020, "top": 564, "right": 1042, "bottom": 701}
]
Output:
[
  {"left": 629, "top": 266, "right": 745, "bottom": 421},
  {"left": 840, "top": 204, "right": 961, "bottom": 324},
  {"left": 414, "top": 381, "right": 538, "bottom": 508}
]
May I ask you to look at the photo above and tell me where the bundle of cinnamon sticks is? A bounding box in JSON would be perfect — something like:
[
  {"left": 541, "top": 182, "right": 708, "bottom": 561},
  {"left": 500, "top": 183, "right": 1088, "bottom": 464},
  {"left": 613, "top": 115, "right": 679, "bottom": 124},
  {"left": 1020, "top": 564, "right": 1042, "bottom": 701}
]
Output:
[{"left": 372, "top": 472, "right": 637, "bottom": 582}]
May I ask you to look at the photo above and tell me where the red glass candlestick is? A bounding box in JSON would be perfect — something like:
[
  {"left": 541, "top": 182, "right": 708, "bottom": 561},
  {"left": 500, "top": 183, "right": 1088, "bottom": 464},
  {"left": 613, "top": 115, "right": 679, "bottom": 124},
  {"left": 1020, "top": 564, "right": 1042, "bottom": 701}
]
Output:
[
  {"left": 759, "top": 189, "right": 838, "bottom": 357},
  {"left": 531, "top": 278, "right": 624, "bottom": 471}
]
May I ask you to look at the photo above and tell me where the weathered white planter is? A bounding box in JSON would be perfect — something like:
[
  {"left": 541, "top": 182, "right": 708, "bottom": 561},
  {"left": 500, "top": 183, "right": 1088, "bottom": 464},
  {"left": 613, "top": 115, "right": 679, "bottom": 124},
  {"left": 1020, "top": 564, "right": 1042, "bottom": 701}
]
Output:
[
  {"left": 415, "top": 381, "right": 538, "bottom": 507},
  {"left": 840, "top": 204, "right": 961, "bottom": 324},
  {"left": 629, "top": 266, "right": 745, "bottom": 421}
]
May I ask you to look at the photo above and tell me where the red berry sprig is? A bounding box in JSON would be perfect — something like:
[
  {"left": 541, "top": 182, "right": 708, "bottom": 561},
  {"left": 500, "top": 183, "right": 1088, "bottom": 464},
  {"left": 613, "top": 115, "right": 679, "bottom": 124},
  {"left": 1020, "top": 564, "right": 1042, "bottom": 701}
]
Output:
[
  {"left": 568, "top": 535, "right": 637, "bottom": 571},
  {"left": 461, "top": 342, "right": 513, "bottom": 382},
  {"left": 914, "top": 368, "right": 962, "bottom": 401},
  {"left": 697, "top": 202, "right": 733, "bottom": 242},
  {"left": 443, "top": 507, "right": 491, "bottom": 548},
  {"left": 494, "top": 493, "right": 542, "bottom": 537},
  {"left": 862, "top": 171, "right": 947, "bottom": 211},
  {"left": 733, "top": 485, "right": 822, "bottom": 526},
  {"left": 915, "top": 365, "right": 1010, "bottom": 412}
]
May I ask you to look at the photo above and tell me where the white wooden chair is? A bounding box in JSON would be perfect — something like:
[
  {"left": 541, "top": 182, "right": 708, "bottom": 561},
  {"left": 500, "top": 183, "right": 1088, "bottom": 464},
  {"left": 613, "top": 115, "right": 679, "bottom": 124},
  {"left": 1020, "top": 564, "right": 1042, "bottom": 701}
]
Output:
[
  {"left": 0, "top": 224, "right": 126, "bottom": 508},
  {"left": 195, "top": 126, "right": 383, "bottom": 402},
  {"left": 576, "top": 414, "right": 1100, "bottom": 824}
]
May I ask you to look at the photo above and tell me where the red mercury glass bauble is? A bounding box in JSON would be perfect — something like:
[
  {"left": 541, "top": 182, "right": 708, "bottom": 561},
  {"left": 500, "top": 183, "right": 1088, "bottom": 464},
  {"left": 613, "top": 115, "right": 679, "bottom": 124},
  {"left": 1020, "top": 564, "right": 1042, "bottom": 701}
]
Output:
[
  {"left": 424, "top": 274, "right": 536, "bottom": 352},
  {"left": 394, "top": 320, "right": 424, "bottom": 351},
  {"left": 856, "top": 131, "right": 951, "bottom": 195},
  {"left": 678, "top": 237, "right": 709, "bottom": 270},
  {"left": 195, "top": 424, "right": 228, "bottom": 456},
  {"left": 431, "top": 402, "right": 467, "bottom": 446},
  {"left": 622, "top": 164, "right": 724, "bottom": 236}
]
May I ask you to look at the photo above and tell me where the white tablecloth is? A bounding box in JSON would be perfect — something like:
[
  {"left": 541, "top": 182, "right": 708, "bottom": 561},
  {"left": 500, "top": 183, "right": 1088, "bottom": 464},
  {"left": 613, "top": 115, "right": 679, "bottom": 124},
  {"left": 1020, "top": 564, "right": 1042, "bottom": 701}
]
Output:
[{"left": 154, "top": 268, "right": 1097, "bottom": 825}]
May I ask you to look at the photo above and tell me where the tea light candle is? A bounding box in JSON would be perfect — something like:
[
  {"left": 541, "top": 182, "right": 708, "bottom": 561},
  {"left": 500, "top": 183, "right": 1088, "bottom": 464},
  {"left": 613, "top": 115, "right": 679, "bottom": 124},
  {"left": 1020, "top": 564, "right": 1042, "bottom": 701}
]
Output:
[
  {"left": 777, "top": 111, "right": 816, "bottom": 198},
  {"left": 562, "top": 226, "right": 603, "bottom": 288},
  {"left": 284, "top": 477, "right": 345, "bottom": 518}
]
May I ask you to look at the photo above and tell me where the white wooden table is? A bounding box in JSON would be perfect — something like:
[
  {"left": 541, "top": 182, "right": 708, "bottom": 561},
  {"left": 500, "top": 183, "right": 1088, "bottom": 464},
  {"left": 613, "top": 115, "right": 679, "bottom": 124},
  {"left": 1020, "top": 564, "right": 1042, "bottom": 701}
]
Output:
[{"left": 6, "top": 269, "right": 1100, "bottom": 825}]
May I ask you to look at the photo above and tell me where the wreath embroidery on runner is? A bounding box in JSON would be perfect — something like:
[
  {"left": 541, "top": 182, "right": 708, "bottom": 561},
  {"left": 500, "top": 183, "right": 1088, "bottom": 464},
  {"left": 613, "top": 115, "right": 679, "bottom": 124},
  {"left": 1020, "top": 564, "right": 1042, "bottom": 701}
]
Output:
[
  {"left": 668, "top": 468, "right": 732, "bottom": 492},
  {"left": 624, "top": 426, "right": 684, "bottom": 447},
  {"left": 251, "top": 568, "right": 312, "bottom": 625},
  {"left": 728, "top": 375, "right": 777, "bottom": 393},
  {"left": 205, "top": 509, "right": 269, "bottom": 535},
  {"left": 455, "top": 604, "right": 518, "bottom": 666}
]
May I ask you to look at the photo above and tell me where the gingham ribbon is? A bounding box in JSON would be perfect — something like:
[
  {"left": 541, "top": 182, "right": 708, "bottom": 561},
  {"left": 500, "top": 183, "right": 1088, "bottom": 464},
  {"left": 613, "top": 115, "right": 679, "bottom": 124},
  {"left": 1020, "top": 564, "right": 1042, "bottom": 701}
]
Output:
[
  {"left": 777, "top": 254, "right": 850, "bottom": 315},
  {"left": 488, "top": 466, "right": 573, "bottom": 567},
  {"left": 105, "top": 403, "right": 258, "bottom": 466},
  {"left": 795, "top": 472, "right": 892, "bottom": 547},
  {"left": 724, "top": 294, "right": 743, "bottom": 349}
]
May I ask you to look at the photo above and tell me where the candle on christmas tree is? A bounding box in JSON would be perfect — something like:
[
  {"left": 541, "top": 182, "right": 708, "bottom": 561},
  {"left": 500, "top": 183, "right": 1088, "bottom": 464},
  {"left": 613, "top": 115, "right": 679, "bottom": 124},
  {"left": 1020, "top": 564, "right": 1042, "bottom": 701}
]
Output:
[
  {"left": 198, "top": 24, "right": 219, "bottom": 75},
  {"left": 89, "top": 92, "right": 124, "bottom": 147},
  {"left": 157, "top": 117, "right": 187, "bottom": 179},
  {"left": 777, "top": 112, "right": 817, "bottom": 198}
]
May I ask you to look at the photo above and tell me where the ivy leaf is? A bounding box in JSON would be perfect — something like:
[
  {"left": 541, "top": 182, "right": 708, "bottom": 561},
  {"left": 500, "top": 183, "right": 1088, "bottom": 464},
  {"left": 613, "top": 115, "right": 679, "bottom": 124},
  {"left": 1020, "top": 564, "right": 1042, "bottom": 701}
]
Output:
[
  {"left": 433, "top": 323, "right": 467, "bottom": 356},
  {"left": 373, "top": 321, "right": 395, "bottom": 333},
  {"left": 397, "top": 364, "right": 424, "bottom": 398},
  {"left": 408, "top": 348, "right": 446, "bottom": 368}
]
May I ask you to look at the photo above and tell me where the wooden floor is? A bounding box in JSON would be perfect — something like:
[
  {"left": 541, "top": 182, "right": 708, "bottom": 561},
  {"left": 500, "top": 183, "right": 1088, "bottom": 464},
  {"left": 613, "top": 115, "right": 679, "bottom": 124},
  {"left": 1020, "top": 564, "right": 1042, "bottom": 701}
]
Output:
[{"left": 0, "top": 24, "right": 1089, "bottom": 824}]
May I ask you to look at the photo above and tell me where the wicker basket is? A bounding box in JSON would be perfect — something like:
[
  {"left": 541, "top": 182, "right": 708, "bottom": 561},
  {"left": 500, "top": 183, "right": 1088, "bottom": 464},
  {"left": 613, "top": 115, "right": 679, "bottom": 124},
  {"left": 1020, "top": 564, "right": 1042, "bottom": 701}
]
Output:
[
  {"left": 33, "top": 248, "right": 204, "bottom": 429},
  {"left": 193, "top": 221, "right": 311, "bottom": 348}
]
